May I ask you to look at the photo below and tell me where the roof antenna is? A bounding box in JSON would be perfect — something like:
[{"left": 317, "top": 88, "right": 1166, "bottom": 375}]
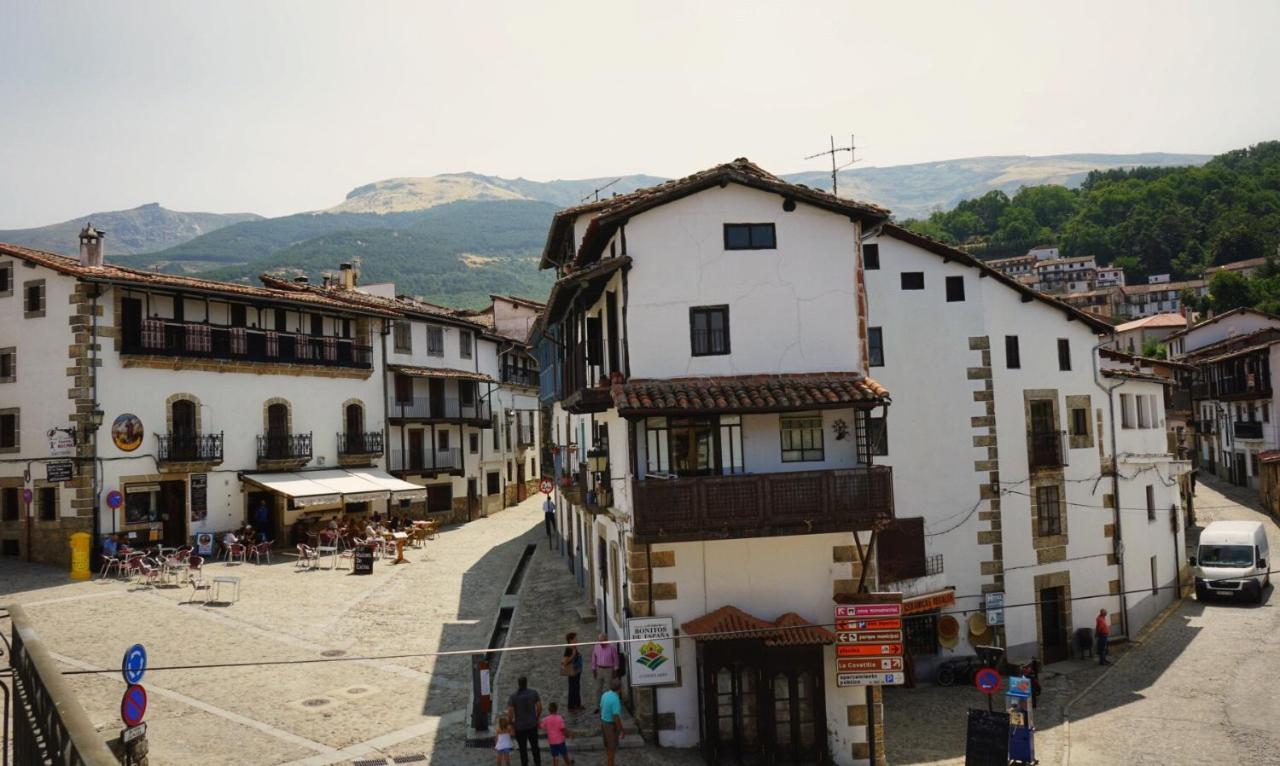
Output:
[
  {"left": 581, "top": 178, "right": 622, "bottom": 203},
  {"left": 804, "top": 134, "right": 858, "bottom": 196}
]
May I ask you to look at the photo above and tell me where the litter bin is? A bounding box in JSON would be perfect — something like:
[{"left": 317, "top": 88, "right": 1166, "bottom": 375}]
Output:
[{"left": 69, "top": 532, "right": 92, "bottom": 581}]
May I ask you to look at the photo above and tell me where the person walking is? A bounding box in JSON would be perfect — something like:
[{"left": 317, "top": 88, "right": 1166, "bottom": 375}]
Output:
[
  {"left": 543, "top": 495, "right": 557, "bottom": 549},
  {"left": 1095, "top": 608, "right": 1111, "bottom": 665},
  {"left": 494, "top": 715, "right": 515, "bottom": 766},
  {"left": 540, "top": 702, "right": 573, "bottom": 766},
  {"left": 506, "top": 676, "right": 543, "bottom": 766},
  {"left": 600, "top": 678, "right": 625, "bottom": 766},
  {"left": 561, "top": 631, "right": 585, "bottom": 712},
  {"left": 590, "top": 633, "right": 619, "bottom": 714}
]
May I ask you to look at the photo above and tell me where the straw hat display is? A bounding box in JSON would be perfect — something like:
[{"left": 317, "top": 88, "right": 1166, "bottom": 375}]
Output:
[
  {"left": 967, "top": 612, "right": 993, "bottom": 645},
  {"left": 937, "top": 614, "right": 960, "bottom": 648}
]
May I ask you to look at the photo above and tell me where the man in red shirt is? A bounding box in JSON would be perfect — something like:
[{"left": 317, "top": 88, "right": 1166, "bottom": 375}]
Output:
[{"left": 1095, "top": 608, "right": 1111, "bottom": 665}]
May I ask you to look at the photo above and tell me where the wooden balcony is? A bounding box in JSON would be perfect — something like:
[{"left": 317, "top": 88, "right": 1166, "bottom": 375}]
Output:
[{"left": 631, "top": 466, "right": 894, "bottom": 544}]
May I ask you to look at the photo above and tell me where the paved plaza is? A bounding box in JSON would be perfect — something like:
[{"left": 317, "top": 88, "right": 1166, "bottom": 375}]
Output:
[{"left": 0, "top": 495, "right": 698, "bottom": 766}]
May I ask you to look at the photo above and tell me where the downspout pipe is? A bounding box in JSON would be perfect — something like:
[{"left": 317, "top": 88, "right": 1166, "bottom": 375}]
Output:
[
  {"left": 90, "top": 287, "right": 101, "bottom": 555},
  {"left": 1092, "top": 337, "right": 1131, "bottom": 638}
]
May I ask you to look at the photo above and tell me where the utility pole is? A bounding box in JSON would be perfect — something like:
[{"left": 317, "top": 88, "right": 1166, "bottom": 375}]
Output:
[{"left": 805, "top": 134, "right": 859, "bottom": 196}]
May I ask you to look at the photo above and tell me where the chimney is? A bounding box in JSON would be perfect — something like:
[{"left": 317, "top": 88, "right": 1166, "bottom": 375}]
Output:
[
  {"left": 293, "top": 276, "right": 309, "bottom": 285},
  {"left": 79, "top": 223, "right": 104, "bottom": 267},
  {"left": 339, "top": 262, "right": 356, "bottom": 290}
]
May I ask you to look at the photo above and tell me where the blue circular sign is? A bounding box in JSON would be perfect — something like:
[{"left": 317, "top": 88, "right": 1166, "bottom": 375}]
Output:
[
  {"left": 121, "top": 644, "right": 147, "bottom": 685},
  {"left": 974, "top": 667, "right": 1001, "bottom": 694},
  {"left": 106, "top": 490, "right": 123, "bottom": 510},
  {"left": 121, "top": 684, "right": 147, "bottom": 727}
]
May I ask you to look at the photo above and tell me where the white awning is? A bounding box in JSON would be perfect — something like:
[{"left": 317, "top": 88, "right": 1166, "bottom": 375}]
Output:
[
  {"left": 241, "top": 473, "right": 342, "bottom": 508},
  {"left": 347, "top": 469, "right": 428, "bottom": 502},
  {"left": 242, "top": 468, "right": 427, "bottom": 505}
]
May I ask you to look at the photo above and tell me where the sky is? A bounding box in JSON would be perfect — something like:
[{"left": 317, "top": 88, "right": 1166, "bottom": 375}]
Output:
[{"left": 1, "top": 0, "right": 1278, "bottom": 227}]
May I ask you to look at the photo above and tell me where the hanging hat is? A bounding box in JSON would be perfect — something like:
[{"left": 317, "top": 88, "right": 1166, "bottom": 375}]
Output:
[
  {"left": 968, "top": 612, "right": 989, "bottom": 636},
  {"left": 937, "top": 615, "right": 960, "bottom": 648}
]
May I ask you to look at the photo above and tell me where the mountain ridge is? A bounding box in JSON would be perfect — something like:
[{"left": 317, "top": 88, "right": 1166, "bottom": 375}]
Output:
[{"left": 0, "top": 203, "right": 261, "bottom": 256}]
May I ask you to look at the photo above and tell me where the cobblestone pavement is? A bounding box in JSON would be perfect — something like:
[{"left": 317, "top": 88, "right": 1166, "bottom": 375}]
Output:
[
  {"left": 884, "top": 477, "right": 1280, "bottom": 766},
  {"left": 0, "top": 495, "right": 700, "bottom": 765}
]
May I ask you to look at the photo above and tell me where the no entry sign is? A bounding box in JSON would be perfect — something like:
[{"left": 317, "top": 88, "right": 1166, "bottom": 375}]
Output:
[{"left": 120, "top": 684, "right": 147, "bottom": 727}]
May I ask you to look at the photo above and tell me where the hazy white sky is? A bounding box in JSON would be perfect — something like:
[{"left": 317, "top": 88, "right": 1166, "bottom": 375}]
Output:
[{"left": 2, "top": 0, "right": 1278, "bottom": 227}]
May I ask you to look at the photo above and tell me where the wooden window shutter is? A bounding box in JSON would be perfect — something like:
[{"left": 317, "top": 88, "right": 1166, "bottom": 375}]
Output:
[
  {"left": 585, "top": 316, "right": 603, "bottom": 366},
  {"left": 876, "top": 517, "right": 926, "bottom": 583}
]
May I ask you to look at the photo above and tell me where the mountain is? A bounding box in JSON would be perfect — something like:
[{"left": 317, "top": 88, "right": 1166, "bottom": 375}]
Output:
[
  {"left": 328, "top": 173, "right": 667, "bottom": 214},
  {"left": 0, "top": 203, "right": 261, "bottom": 256},
  {"left": 780, "top": 152, "right": 1211, "bottom": 219}
]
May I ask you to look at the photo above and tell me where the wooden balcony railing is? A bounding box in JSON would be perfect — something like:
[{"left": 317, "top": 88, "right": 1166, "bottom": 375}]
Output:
[
  {"left": 631, "top": 465, "right": 894, "bottom": 543},
  {"left": 123, "top": 321, "right": 372, "bottom": 370},
  {"left": 1234, "top": 421, "right": 1264, "bottom": 440}
]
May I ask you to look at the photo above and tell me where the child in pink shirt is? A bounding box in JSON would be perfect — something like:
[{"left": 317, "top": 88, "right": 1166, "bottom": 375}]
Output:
[{"left": 539, "top": 702, "right": 573, "bottom": 765}]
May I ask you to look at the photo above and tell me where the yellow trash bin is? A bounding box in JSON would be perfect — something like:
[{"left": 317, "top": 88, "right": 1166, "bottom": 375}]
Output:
[{"left": 70, "top": 532, "right": 91, "bottom": 581}]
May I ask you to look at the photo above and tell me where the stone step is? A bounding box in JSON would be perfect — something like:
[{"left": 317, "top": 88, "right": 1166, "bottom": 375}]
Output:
[{"left": 574, "top": 603, "right": 597, "bottom": 622}]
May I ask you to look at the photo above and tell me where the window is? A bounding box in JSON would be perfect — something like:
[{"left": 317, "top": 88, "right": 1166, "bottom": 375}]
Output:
[
  {"left": 945, "top": 275, "right": 965, "bottom": 302},
  {"left": 1036, "top": 485, "right": 1062, "bottom": 536},
  {"left": 1137, "top": 396, "right": 1150, "bottom": 429},
  {"left": 507, "top": 461, "right": 513, "bottom": 481},
  {"left": 1005, "top": 336, "right": 1021, "bottom": 369},
  {"left": 274, "top": 308, "right": 288, "bottom": 332},
  {"left": 486, "top": 471, "right": 500, "bottom": 496},
  {"left": 867, "top": 415, "right": 888, "bottom": 456},
  {"left": 23, "top": 280, "right": 45, "bottom": 318},
  {"left": 868, "top": 327, "right": 884, "bottom": 367},
  {"left": 469, "top": 432, "right": 479, "bottom": 454},
  {"left": 1057, "top": 338, "right": 1071, "bottom": 371},
  {"left": 1070, "top": 407, "right": 1088, "bottom": 437},
  {"left": 690, "top": 306, "right": 730, "bottom": 356},
  {"left": 1120, "top": 394, "right": 1134, "bottom": 429},
  {"left": 1, "top": 486, "right": 17, "bottom": 521},
  {"left": 459, "top": 380, "right": 476, "bottom": 407},
  {"left": 780, "top": 413, "right": 824, "bottom": 462},
  {"left": 37, "top": 487, "right": 56, "bottom": 521},
  {"left": 460, "top": 331, "right": 473, "bottom": 359},
  {"left": 863, "top": 243, "right": 880, "bottom": 270},
  {"left": 1252, "top": 453, "right": 1260, "bottom": 477},
  {"left": 1151, "top": 556, "right": 1159, "bottom": 596},
  {"left": 900, "top": 272, "right": 924, "bottom": 290},
  {"left": 644, "top": 417, "right": 670, "bottom": 474},
  {"left": 394, "top": 374, "right": 413, "bottom": 405},
  {"left": 491, "top": 415, "right": 500, "bottom": 450},
  {"left": 427, "top": 326, "right": 445, "bottom": 357},
  {"left": 903, "top": 611, "right": 938, "bottom": 656},
  {"left": 437, "top": 430, "right": 450, "bottom": 451},
  {"left": 0, "top": 261, "right": 11, "bottom": 297},
  {"left": 1266, "top": 404, "right": 1271, "bottom": 423},
  {"left": 0, "top": 348, "right": 13, "bottom": 383},
  {"left": 1146, "top": 484, "right": 1155, "bottom": 521},
  {"left": 393, "top": 321, "right": 412, "bottom": 353},
  {"left": 0, "top": 409, "right": 17, "bottom": 452},
  {"left": 723, "top": 223, "right": 776, "bottom": 250}
]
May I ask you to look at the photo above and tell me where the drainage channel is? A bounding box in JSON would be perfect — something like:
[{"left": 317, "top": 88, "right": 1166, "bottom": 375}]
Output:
[{"left": 463, "top": 543, "right": 536, "bottom": 748}]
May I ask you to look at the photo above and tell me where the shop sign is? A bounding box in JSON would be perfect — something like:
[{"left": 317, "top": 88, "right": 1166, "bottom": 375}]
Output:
[
  {"left": 903, "top": 589, "right": 958, "bottom": 615},
  {"left": 837, "top": 671, "right": 903, "bottom": 687},
  {"left": 48, "top": 427, "right": 76, "bottom": 457},
  {"left": 190, "top": 474, "right": 208, "bottom": 523},
  {"left": 353, "top": 547, "right": 375, "bottom": 575},
  {"left": 111, "top": 414, "right": 144, "bottom": 453},
  {"left": 626, "top": 617, "right": 677, "bottom": 687},
  {"left": 837, "top": 630, "right": 903, "bottom": 644},
  {"left": 46, "top": 461, "right": 74, "bottom": 482},
  {"left": 837, "top": 657, "right": 904, "bottom": 673}
]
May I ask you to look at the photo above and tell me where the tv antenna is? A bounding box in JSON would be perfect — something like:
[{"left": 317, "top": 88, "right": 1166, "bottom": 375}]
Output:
[
  {"left": 582, "top": 178, "right": 622, "bottom": 203},
  {"left": 805, "top": 134, "right": 859, "bottom": 196}
]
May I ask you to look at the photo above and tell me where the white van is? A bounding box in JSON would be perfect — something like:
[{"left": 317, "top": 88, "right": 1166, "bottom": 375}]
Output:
[{"left": 1191, "top": 520, "right": 1271, "bottom": 603}]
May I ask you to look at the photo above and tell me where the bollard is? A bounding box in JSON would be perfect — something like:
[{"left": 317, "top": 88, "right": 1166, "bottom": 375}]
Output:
[{"left": 69, "top": 532, "right": 91, "bottom": 581}]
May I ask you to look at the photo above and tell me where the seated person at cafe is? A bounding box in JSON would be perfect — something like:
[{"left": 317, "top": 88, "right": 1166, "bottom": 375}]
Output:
[
  {"left": 222, "top": 530, "right": 238, "bottom": 549},
  {"left": 101, "top": 533, "right": 119, "bottom": 558}
]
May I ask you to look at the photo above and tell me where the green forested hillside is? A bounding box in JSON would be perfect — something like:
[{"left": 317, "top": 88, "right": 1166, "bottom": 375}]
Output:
[
  {"left": 901, "top": 142, "right": 1280, "bottom": 280},
  {"left": 0, "top": 203, "right": 260, "bottom": 256}
]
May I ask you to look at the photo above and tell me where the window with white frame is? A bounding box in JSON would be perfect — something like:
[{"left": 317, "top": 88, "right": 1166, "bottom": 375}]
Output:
[
  {"left": 460, "top": 331, "right": 472, "bottom": 359},
  {"left": 780, "top": 413, "right": 824, "bottom": 463},
  {"left": 427, "top": 326, "right": 445, "bottom": 356},
  {"left": 0, "top": 348, "right": 13, "bottom": 383}
]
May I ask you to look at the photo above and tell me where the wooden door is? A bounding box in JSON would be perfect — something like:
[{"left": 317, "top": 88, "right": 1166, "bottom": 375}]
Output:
[
  {"left": 1039, "top": 586, "right": 1068, "bottom": 663},
  {"left": 122, "top": 297, "right": 143, "bottom": 347},
  {"left": 426, "top": 484, "right": 452, "bottom": 513},
  {"left": 702, "top": 641, "right": 765, "bottom": 765},
  {"left": 408, "top": 429, "right": 425, "bottom": 471},
  {"left": 516, "top": 460, "right": 526, "bottom": 501},
  {"left": 160, "top": 481, "right": 187, "bottom": 547},
  {"left": 429, "top": 379, "right": 446, "bottom": 418}
]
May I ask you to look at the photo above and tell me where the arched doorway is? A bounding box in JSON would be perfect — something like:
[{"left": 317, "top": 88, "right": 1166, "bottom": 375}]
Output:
[{"left": 171, "top": 399, "right": 197, "bottom": 460}]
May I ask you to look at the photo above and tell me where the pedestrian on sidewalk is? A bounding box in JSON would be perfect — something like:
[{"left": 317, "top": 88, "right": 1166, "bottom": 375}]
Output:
[
  {"left": 600, "top": 678, "right": 626, "bottom": 766},
  {"left": 543, "top": 495, "right": 557, "bottom": 549},
  {"left": 590, "top": 633, "right": 619, "bottom": 714},
  {"left": 562, "top": 631, "right": 585, "bottom": 712},
  {"left": 540, "top": 701, "right": 573, "bottom": 766},
  {"left": 494, "top": 715, "right": 515, "bottom": 766},
  {"left": 506, "top": 676, "right": 543, "bottom": 766},
  {"left": 1095, "top": 609, "right": 1111, "bottom": 665}
]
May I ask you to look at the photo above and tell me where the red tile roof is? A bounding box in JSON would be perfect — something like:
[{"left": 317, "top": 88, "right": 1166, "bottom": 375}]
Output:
[
  {"left": 1100, "top": 368, "right": 1173, "bottom": 385},
  {"left": 387, "top": 364, "right": 495, "bottom": 383},
  {"left": 258, "top": 274, "right": 482, "bottom": 327},
  {"left": 612, "top": 372, "right": 889, "bottom": 416},
  {"left": 1115, "top": 313, "right": 1187, "bottom": 332},
  {"left": 681, "top": 606, "right": 834, "bottom": 646},
  {"left": 0, "top": 243, "right": 397, "bottom": 317}
]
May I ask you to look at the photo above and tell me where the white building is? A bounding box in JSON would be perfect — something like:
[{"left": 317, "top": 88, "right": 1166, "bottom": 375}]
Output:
[
  {"left": 1095, "top": 266, "right": 1127, "bottom": 288},
  {"left": 539, "top": 160, "right": 895, "bottom": 765},
  {"left": 1121, "top": 279, "right": 1208, "bottom": 319},
  {"left": 0, "top": 233, "right": 430, "bottom": 566},
  {"left": 1112, "top": 313, "right": 1188, "bottom": 355},
  {"left": 864, "top": 224, "right": 1187, "bottom": 670}
]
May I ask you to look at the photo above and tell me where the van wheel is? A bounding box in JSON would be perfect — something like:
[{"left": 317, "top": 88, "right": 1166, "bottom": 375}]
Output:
[{"left": 1254, "top": 582, "right": 1265, "bottom": 604}]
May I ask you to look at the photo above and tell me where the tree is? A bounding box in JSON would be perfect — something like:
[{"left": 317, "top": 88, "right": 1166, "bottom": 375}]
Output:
[
  {"left": 1208, "top": 270, "right": 1255, "bottom": 313},
  {"left": 1141, "top": 337, "right": 1167, "bottom": 359}
]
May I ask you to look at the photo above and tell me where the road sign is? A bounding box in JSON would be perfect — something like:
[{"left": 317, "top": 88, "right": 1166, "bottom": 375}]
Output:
[
  {"left": 121, "top": 722, "right": 147, "bottom": 743},
  {"left": 836, "top": 643, "right": 903, "bottom": 658},
  {"left": 22, "top": 488, "right": 33, "bottom": 504},
  {"left": 837, "top": 630, "right": 903, "bottom": 644},
  {"left": 120, "top": 684, "right": 147, "bottom": 727},
  {"left": 837, "top": 671, "right": 904, "bottom": 687},
  {"left": 835, "top": 603, "right": 903, "bottom": 618},
  {"left": 106, "top": 490, "right": 123, "bottom": 510},
  {"left": 121, "top": 644, "right": 147, "bottom": 685},
  {"left": 836, "top": 618, "right": 901, "bottom": 632},
  {"left": 539, "top": 478, "right": 553, "bottom": 495},
  {"left": 837, "top": 657, "right": 904, "bottom": 673},
  {"left": 1006, "top": 675, "right": 1033, "bottom": 699},
  {"left": 974, "top": 667, "right": 1001, "bottom": 695},
  {"left": 984, "top": 592, "right": 1005, "bottom": 626}
]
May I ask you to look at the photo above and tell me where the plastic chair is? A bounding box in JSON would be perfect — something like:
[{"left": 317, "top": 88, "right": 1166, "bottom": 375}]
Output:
[
  {"left": 136, "top": 558, "right": 162, "bottom": 588},
  {"left": 295, "top": 544, "right": 318, "bottom": 570},
  {"left": 227, "top": 543, "right": 247, "bottom": 565},
  {"left": 250, "top": 541, "right": 273, "bottom": 565},
  {"left": 186, "top": 554, "right": 205, "bottom": 586}
]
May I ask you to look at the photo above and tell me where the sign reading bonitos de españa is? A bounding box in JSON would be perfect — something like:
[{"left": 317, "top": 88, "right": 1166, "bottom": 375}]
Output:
[{"left": 627, "top": 617, "right": 678, "bottom": 686}]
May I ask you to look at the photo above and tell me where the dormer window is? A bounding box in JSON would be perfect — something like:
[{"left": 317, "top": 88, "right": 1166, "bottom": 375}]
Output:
[{"left": 723, "top": 223, "right": 776, "bottom": 250}]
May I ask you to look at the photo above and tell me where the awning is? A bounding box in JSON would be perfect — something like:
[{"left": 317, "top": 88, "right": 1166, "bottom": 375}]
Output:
[
  {"left": 902, "top": 589, "right": 957, "bottom": 615},
  {"left": 241, "top": 468, "right": 428, "bottom": 506}
]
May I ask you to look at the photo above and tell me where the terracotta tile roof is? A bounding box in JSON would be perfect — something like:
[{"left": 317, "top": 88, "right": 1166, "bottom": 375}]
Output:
[
  {"left": 1101, "top": 368, "right": 1173, "bottom": 385},
  {"left": 1166, "top": 307, "right": 1280, "bottom": 341},
  {"left": 259, "top": 274, "right": 487, "bottom": 329},
  {"left": 681, "top": 606, "right": 834, "bottom": 646},
  {"left": 387, "top": 364, "right": 495, "bottom": 383},
  {"left": 0, "top": 242, "right": 397, "bottom": 317},
  {"left": 1122, "top": 279, "right": 1205, "bottom": 296},
  {"left": 540, "top": 158, "right": 889, "bottom": 270},
  {"left": 1115, "top": 313, "right": 1188, "bottom": 332},
  {"left": 1180, "top": 327, "right": 1280, "bottom": 361},
  {"left": 1205, "top": 257, "right": 1267, "bottom": 274},
  {"left": 1258, "top": 450, "right": 1280, "bottom": 464},
  {"left": 612, "top": 372, "right": 889, "bottom": 416}
]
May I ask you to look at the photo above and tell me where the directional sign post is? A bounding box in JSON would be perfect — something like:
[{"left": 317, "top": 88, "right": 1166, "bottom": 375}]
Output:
[
  {"left": 119, "top": 645, "right": 149, "bottom": 761},
  {"left": 834, "top": 594, "right": 905, "bottom": 687}
]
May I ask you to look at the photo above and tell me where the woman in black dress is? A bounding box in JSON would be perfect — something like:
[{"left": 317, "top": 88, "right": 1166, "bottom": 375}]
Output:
[{"left": 561, "top": 631, "right": 584, "bottom": 712}]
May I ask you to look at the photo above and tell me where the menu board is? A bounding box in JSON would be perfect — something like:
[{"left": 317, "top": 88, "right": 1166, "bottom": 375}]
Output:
[
  {"left": 964, "top": 709, "right": 1010, "bottom": 766},
  {"left": 353, "top": 547, "right": 375, "bottom": 575},
  {"left": 190, "top": 474, "right": 208, "bottom": 522}
]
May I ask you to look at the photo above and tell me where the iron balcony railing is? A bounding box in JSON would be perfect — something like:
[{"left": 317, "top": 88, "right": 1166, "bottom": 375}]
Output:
[
  {"left": 388, "top": 447, "right": 463, "bottom": 473},
  {"left": 156, "top": 432, "right": 224, "bottom": 463},
  {"left": 337, "top": 431, "right": 384, "bottom": 456},
  {"left": 123, "top": 320, "right": 373, "bottom": 370},
  {"left": 631, "top": 465, "right": 894, "bottom": 544},
  {"left": 388, "top": 396, "right": 492, "bottom": 421},
  {"left": 257, "top": 432, "right": 313, "bottom": 462},
  {"left": 1234, "top": 421, "right": 1264, "bottom": 440},
  {"left": 502, "top": 368, "right": 540, "bottom": 387}
]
